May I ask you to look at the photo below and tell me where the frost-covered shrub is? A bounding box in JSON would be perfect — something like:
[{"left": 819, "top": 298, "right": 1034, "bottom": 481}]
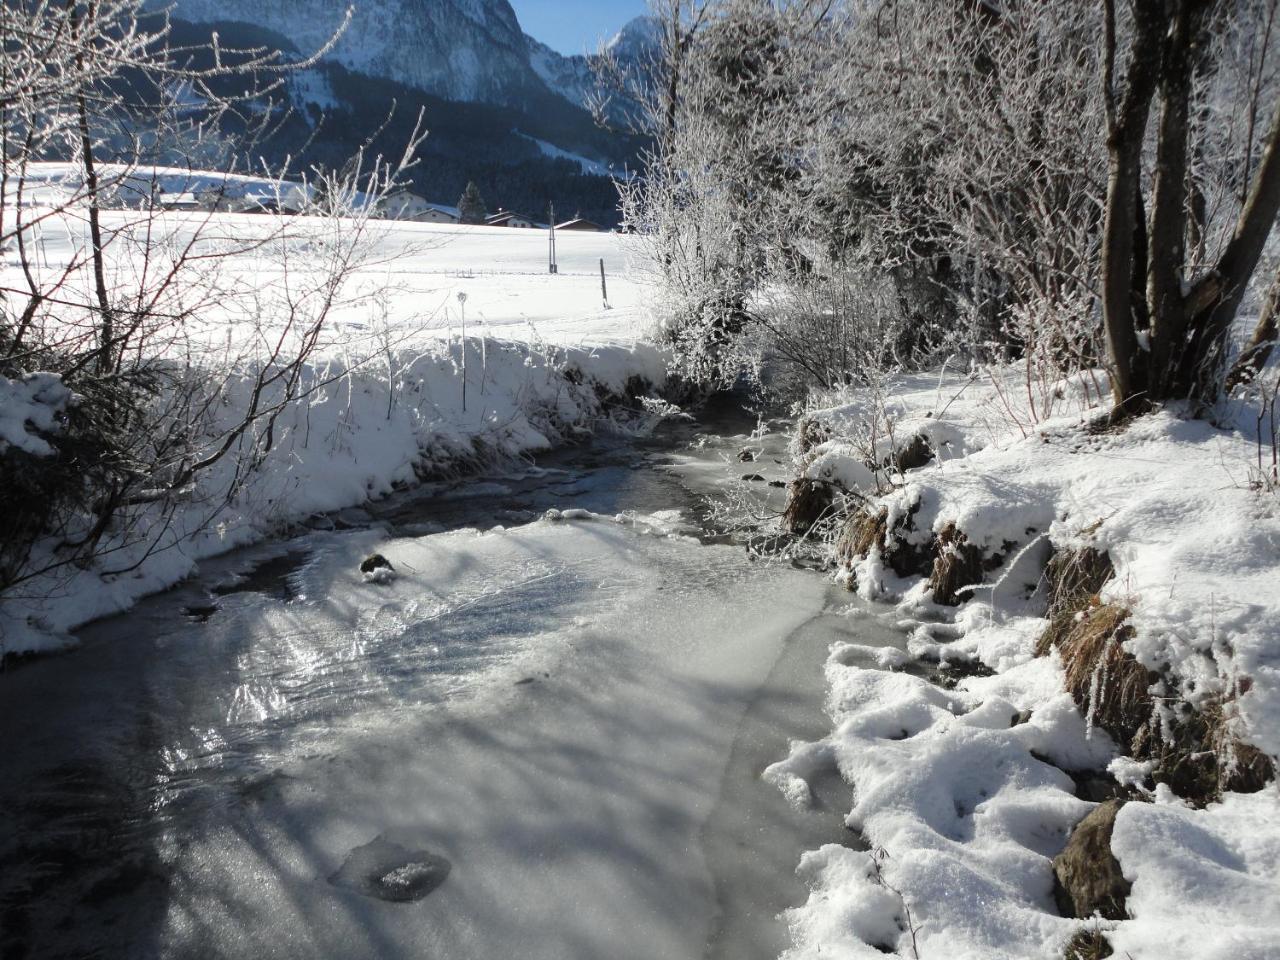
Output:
[{"left": 0, "top": 362, "right": 153, "bottom": 589}]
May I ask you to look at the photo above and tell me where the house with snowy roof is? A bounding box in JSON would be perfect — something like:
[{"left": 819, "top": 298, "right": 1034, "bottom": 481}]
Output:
[
  {"left": 377, "top": 190, "right": 460, "bottom": 223},
  {"left": 485, "top": 209, "right": 539, "bottom": 228},
  {"left": 555, "top": 214, "right": 605, "bottom": 232}
]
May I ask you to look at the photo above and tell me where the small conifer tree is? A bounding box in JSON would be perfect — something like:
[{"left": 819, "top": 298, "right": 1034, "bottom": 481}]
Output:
[{"left": 458, "top": 181, "right": 488, "bottom": 224}]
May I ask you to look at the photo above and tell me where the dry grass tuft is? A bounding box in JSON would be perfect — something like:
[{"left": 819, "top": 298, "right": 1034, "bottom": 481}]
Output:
[
  {"left": 781, "top": 477, "right": 837, "bottom": 535},
  {"left": 1045, "top": 546, "right": 1114, "bottom": 618},
  {"left": 834, "top": 505, "right": 931, "bottom": 580},
  {"left": 1035, "top": 547, "right": 1275, "bottom": 803},
  {"left": 836, "top": 508, "right": 888, "bottom": 566},
  {"left": 1038, "top": 602, "right": 1156, "bottom": 747},
  {"left": 1037, "top": 545, "right": 1154, "bottom": 746},
  {"left": 795, "top": 416, "right": 832, "bottom": 454},
  {"left": 1063, "top": 928, "right": 1113, "bottom": 960},
  {"left": 1138, "top": 698, "right": 1277, "bottom": 801},
  {"left": 927, "top": 523, "right": 985, "bottom": 606},
  {"left": 1218, "top": 738, "right": 1276, "bottom": 794}
]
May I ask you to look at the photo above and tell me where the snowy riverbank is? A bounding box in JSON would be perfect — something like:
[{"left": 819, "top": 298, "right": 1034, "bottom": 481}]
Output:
[
  {"left": 1, "top": 213, "right": 665, "bottom": 655},
  {"left": 768, "top": 366, "right": 1280, "bottom": 959}
]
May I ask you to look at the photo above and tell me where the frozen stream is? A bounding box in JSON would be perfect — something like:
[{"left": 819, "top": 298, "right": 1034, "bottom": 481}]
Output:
[{"left": 0, "top": 407, "right": 902, "bottom": 960}]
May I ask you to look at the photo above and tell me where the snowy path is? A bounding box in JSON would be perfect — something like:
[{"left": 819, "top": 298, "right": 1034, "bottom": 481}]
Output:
[{"left": 0, "top": 416, "right": 900, "bottom": 960}]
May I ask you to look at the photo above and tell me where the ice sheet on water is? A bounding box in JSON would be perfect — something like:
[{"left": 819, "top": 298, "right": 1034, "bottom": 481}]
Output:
[{"left": 138, "top": 513, "right": 831, "bottom": 960}]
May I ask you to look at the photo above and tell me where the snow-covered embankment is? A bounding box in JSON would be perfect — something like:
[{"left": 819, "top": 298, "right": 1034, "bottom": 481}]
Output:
[
  {"left": 1, "top": 214, "right": 665, "bottom": 655},
  {"left": 767, "top": 367, "right": 1280, "bottom": 960}
]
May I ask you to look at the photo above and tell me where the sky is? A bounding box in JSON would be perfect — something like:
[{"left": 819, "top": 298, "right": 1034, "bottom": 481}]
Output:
[{"left": 509, "top": 0, "right": 649, "bottom": 56}]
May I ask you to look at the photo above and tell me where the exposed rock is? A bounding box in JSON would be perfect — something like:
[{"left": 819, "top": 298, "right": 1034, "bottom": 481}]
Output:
[
  {"left": 1072, "top": 774, "right": 1133, "bottom": 804},
  {"left": 737, "top": 448, "right": 757, "bottom": 462},
  {"left": 741, "top": 473, "right": 765, "bottom": 482},
  {"left": 360, "top": 553, "right": 395, "bottom": 584},
  {"left": 329, "top": 836, "right": 451, "bottom": 903},
  {"left": 1052, "top": 799, "right": 1131, "bottom": 921}
]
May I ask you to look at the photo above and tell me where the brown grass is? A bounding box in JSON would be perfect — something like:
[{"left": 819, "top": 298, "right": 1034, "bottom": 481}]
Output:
[
  {"left": 1063, "top": 928, "right": 1113, "bottom": 960},
  {"left": 834, "top": 505, "right": 931, "bottom": 580},
  {"left": 781, "top": 477, "right": 836, "bottom": 535},
  {"left": 1038, "top": 602, "right": 1156, "bottom": 748},
  {"left": 1137, "top": 698, "right": 1277, "bottom": 801},
  {"left": 1045, "top": 546, "right": 1114, "bottom": 618},
  {"left": 1035, "top": 547, "right": 1275, "bottom": 803},
  {"left": 927, "top": 523, "right": 985, "bottom": 606},
  {"left": 836, "top": 509, "right": 887, "bottom": 567},
  {"left": 795, "top": 416, "right": 832, "bottom": 454}
]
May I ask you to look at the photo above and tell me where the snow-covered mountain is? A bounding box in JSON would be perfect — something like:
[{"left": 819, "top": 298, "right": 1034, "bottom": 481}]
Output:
[
  {"left": 168, "top": 0, "right": 545, "bottom": 107},
  {"left": 604, "top": 15, "right": 662, "bottom": 62},
  {"left": 526, "top": 16, "right": 661, "bottom": 117},
  {"left": 169, "top": 0, "right": 660, "bottom": 114},
  {"left": 159, "top": 1, "right": 652, "bottom": 224},
  {"left": 525, "top": 33, "right": 598, "bottom": 111}
]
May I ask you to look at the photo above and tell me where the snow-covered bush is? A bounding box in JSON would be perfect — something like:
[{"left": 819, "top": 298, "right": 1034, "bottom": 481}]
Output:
[{"left": 0, "top": 372, "right": 73, "bottom": 457}]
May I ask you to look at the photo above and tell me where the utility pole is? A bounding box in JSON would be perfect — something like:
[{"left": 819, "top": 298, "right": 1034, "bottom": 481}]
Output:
[
  {"left": 600, "top": 258, "right": 609, "bottom": 309},
  {"left": 457, "top": 290, "right": 468, "bottom": 412},
  {"left": 548, "top": 202, "right": 558, "bottom": 274}
]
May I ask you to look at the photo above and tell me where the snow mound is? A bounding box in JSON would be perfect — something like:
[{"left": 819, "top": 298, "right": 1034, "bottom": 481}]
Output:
[
  {"left": 779, "top": 359, "right": 1280, "bottom": 959},
  {"left": 0, "top": 372, "right": 73, "bottom": 456},
  {"left": 1109, "top": 790, "right": 1280, "bottom": 960},
  {"left": 770, "top": 658, "right": 1114, "bottom": 959}
]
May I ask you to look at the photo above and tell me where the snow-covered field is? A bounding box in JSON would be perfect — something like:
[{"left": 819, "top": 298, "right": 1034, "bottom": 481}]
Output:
[
  {"left": 768, "top": 367, "right": 1280, "bottom": 959},
  {"left": 1, "top": 194, "right": 662, "bottom": 655}
]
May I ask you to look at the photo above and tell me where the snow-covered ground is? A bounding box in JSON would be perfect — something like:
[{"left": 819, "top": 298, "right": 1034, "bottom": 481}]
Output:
[
  {"left": 768, "top": 366, "right": 1280, "bottom": 959},
  {"left": 2, "top": 192, "right": 661, "bottom": 655}
]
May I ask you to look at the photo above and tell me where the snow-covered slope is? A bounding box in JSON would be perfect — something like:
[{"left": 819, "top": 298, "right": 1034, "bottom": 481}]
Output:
[
  {"left": 525, "top": 33, "right": 598, "bottom": 110},
  {"left": 768, "top": 364, "right": 1280, "bottom": 959}
]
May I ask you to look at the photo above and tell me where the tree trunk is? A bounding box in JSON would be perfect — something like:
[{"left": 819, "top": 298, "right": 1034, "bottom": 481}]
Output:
[
  {"left": 1225, "top": 262, "right": 1280, "bottom": 390},
  {"left": 1178, "top": 94, "right": 1280, "bottom": 397},
  {"left": 1099, "top": 1, "right": 1163, "bottom": 413},
  {"left": 1146, "top": 0, "right": 1199, "bottom": 398}
]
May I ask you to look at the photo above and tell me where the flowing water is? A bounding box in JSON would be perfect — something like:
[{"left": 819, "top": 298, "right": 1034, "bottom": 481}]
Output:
[{"left": 0, "top": 405, "right": 905, "bottom": 960}]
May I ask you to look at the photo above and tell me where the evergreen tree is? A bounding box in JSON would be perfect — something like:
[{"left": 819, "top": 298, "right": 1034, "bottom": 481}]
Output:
[{"left": 458, "top": 181, "right": 488, "bottom": 224}]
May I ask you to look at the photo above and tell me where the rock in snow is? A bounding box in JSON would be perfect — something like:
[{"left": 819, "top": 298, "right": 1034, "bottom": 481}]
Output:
[
  {"left": 1052, "top": 799, "right": 1131, "bottom": 920},
  {"left": 359, "top": 553, "right": 396, "bottom": 584},
  {"left": 329, "top": 835, "right": 451, "bottom": 902}
]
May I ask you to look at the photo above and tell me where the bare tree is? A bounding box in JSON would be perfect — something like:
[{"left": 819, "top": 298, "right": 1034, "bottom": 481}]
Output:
[{"left": 0, "top": 0, "right": 428, "bottom": 594}]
